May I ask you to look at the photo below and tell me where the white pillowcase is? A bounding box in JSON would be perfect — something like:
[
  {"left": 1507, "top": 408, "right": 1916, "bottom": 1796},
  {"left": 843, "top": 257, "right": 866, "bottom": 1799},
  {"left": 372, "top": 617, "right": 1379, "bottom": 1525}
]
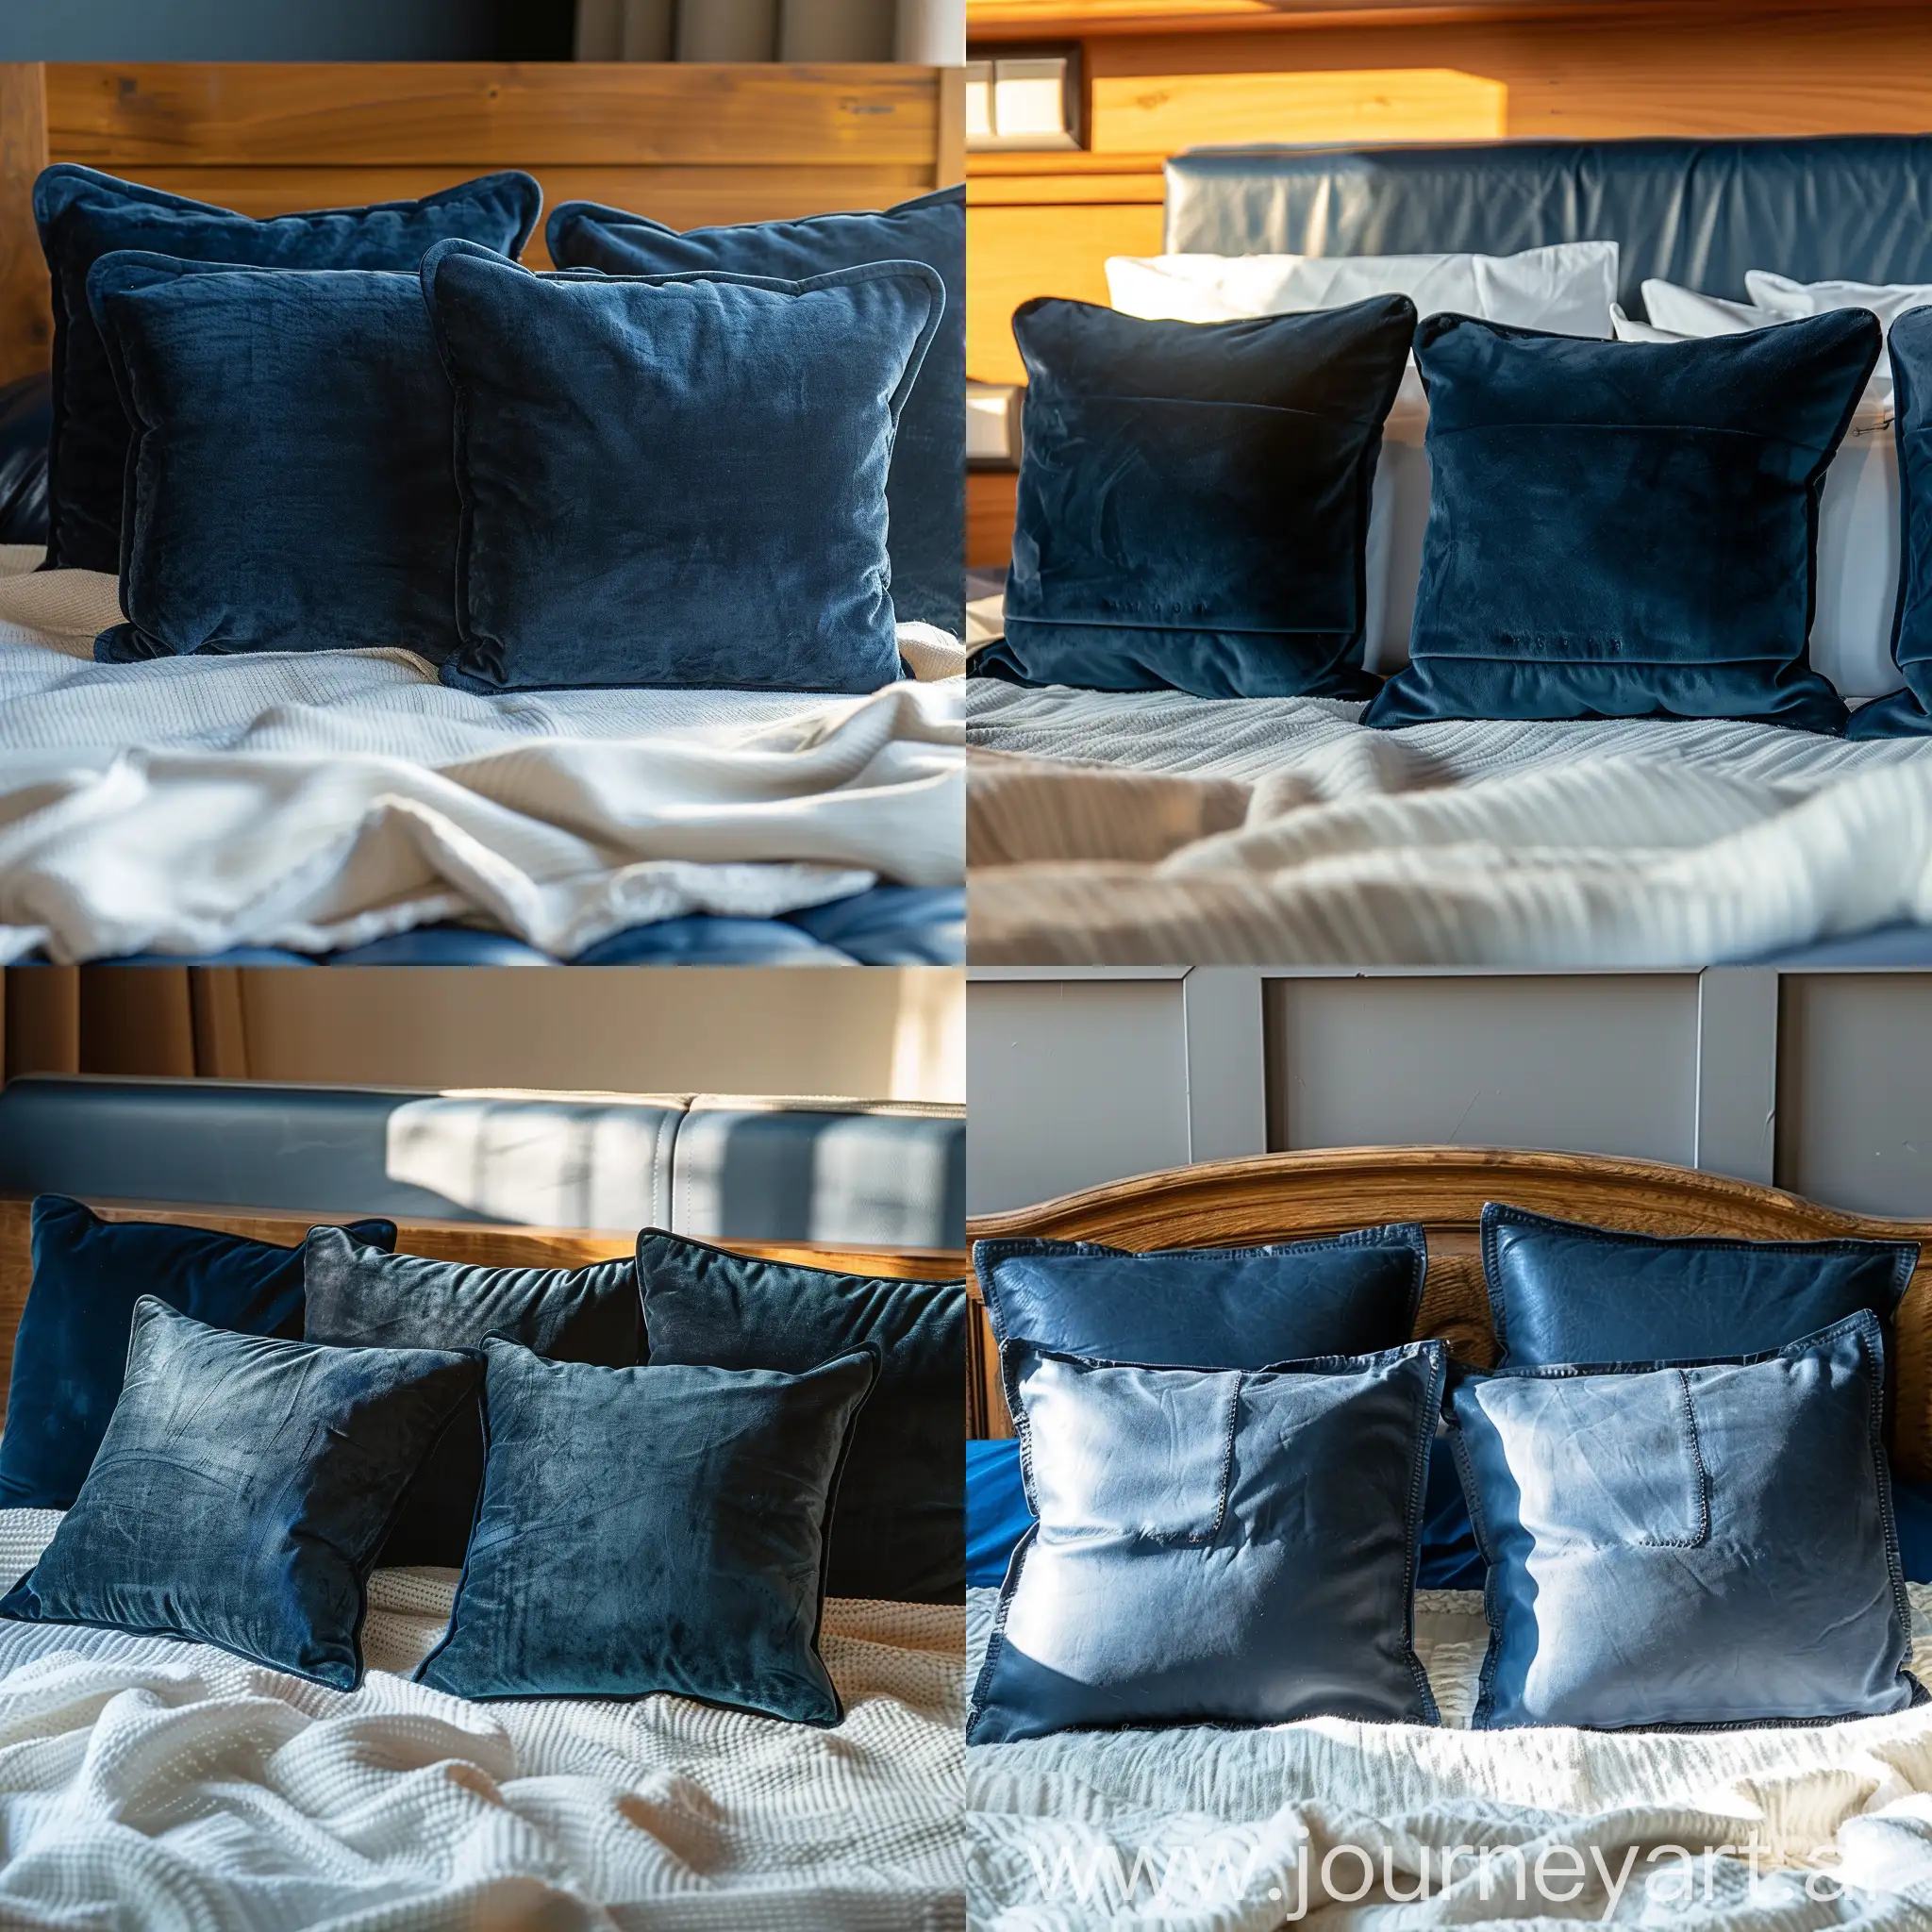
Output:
[
  {"left": 1632, "top": 278, "right": 1767, "bottom": 338},
  {"left": 1105, "top": 242, "right": 1619, "bottom": 337},
  {"left": 1746, "top": 269, "right": 1932, "bottom": 341}
]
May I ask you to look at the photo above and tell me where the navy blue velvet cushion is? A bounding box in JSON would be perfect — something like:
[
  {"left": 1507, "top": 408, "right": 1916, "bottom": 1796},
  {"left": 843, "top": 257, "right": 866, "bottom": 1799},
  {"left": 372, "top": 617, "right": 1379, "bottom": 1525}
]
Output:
[
  {"left": 0, "top": 1197, "right": 397, "bottom": 1512},
  {"left": 966, "top": 1436, "right": 1032, "bottom": 1589},
  {"left": 419, "top": 238, "right": 942, "bottom": 694},
  {"left": 968, "top": 1340, "right": 1445, "bottom": 1742},
  {"left": 1450, "top": 1313, "right": 1920, "bottom": 1728},
  {"left": 0, "top": 1298, "right": 479, "bottom": 1689},
  {"left": 1481, "top": 1202, "right": 1917, "bottom": 1368},
  {"left": 33, "top": 165, "right": 541, "bottom": 575},
  {"left": 86, "top": 254, "right": 459, "bottom": 664},
  {"left": 635, "top": 1229, "right": 963, "bottom": 1604},
  {"left": 302, "top": 1227, "right": 641, "bottom": 1569},
  {"left": 1848, "top": 304, "right": 1932, "bottom": 739},
  {"left": 1364, "top": 310, "right": 1880, "bottom": 733},
  {"left": 978, "top": 295, "right": 1415, "bottom": 698},
  {"left": 415, "top": 1336, "right": 875, "bottom": 1719},
  {"left": 546, "top": 188, "right": 963, "bottom": 637}
]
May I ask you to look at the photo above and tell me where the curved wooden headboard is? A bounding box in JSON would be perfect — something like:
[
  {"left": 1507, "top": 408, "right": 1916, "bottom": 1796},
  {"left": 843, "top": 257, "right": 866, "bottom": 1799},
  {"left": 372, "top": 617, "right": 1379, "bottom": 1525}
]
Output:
[{"left": 965, "top": 1147, "right": 1932, "bottom": 1479}]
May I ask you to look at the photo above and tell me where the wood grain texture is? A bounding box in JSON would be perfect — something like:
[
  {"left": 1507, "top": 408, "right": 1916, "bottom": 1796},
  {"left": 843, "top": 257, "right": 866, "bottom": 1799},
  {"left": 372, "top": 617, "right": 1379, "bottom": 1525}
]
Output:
[
  {"left": 964, "top": 1146, "right": 1932, "bottom": 1477},
  {"left": 0, "top": 63, "right": 50, "bottom": 389},
  {"left": 967, "top": 468, "right": 1019, "bottom": 566}
]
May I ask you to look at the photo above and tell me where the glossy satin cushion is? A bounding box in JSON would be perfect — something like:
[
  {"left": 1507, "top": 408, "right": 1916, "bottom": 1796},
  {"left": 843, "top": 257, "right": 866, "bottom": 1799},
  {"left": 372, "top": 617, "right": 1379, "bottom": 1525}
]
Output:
[
  {"left": 974, "top": 1224, "right": 1427, "bottom": 1372},
  {"left": 302, "top": 1227, "right": 641, "bottom": 1567},
  {"left": 1451, "top": 1313, "right": 1919, "bottom": 1728},
  {"left": 415, "top": 1337, "right": 874, "bottom": 1720},
  {"left": 87, "top": 256, "right": 459, "bottom": 663},
  {"left": 966, "top": 1436, "right": 1032, "bottom": 1589},
  {"left": 978, "top": 294, "right": 1415, "bottom": 698},
  {"left": 635, "top": 1229, "right": 964, "bottom": 1603},
  {"left": 968, "top": 1340, "right": 1444, "bottom": 1741},
  {"left": 1481, "top": 1202, "right": 1916, "bottom": 1368},
  {"left": 545, "top": 187, "right": 964, "bottom": 637},
  {"left": 419, "top": 238, "right": 941, "bottom": 694},
  {"left": 33, "top": 165, "right": 540, "bottom": 574},
  {"left": 0, "top": 1299, "right": 479, "bottom": 1689},
  {"left": 0, "top": 1197, "right": 397, "bottom": 1511},
  {"left": 1363, "top": 310, "right": 1879, "bottom": 732}
]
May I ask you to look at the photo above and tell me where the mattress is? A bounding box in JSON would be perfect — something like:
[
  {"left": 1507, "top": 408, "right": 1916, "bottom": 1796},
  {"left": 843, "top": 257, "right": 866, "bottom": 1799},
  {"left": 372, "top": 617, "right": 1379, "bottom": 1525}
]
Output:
[{"left": 967, "top": 1583, "right": 1932, "bottom": 1927}]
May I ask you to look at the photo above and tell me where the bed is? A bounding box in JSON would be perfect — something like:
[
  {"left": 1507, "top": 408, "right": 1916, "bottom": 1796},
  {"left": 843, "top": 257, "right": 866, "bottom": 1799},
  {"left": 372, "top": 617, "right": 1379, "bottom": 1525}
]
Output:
[
  {"left": 0, "top": 62, "right": 966, "bottom": 967},
  {"left": 967, "top": 135, "right": 1932, "bottom": 970},
  {"left": 963, "top": 1146, "right": 1932, "bottom": 1926}
]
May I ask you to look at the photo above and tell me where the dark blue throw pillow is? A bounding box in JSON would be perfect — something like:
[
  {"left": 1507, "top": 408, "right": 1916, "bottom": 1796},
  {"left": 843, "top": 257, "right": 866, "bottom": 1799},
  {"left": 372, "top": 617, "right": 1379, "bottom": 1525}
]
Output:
[
  {"left": 966, "top": 1436, "right": 1032, "bottom": 1589},
  {"left": 0, "top": 1197, "right": 397, "bottom": 1511},
  {"left": 415, "top": 1336, "right": 876, "bottom": 1721},
  {"left": 1450, "top": 1313, "right": 1920, "bottom": 1729},
  {"left": 635, "top": 1229, "right": 964, "bottom": 1604},
  {"left": 1848, "top": 304, "right": 1932, "bottom": 739},
  {"left": 86, "top": 255, "right": 459, "bottom": 664},
  {"left": 546, "top": 188, "right": 964, "bottom": 637},
  {"left": 301, "top": 1227, "right": 641, "bottom": 1568},
  {"left": 0, "top": 1298, "right": 479, "bottom": 1689},
  {"left": 976, "top": 294, "right": 1416, "bottom": 698},
  {"left": 33, "top": 165, "right": 541, "bottom": 575},
  {"left": 1364, "top": 310, "right": 1881, "bottom": 733},
  {"left": 419, "top": 238, "right": 942, "bottom": 695},
  {"left": 967, "top": 1340, "right": 1445, "bottom": 1741}
]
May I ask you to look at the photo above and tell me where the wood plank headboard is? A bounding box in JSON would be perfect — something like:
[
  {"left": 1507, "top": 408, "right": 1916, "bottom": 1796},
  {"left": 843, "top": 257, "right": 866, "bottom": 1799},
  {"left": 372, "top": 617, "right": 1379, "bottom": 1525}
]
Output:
[
  {"left": 0, "top": 59, "right": 966, "bottom": 386},
  {"left": 964, "top": 1146, "right": 1932, "bottom": 1479}
]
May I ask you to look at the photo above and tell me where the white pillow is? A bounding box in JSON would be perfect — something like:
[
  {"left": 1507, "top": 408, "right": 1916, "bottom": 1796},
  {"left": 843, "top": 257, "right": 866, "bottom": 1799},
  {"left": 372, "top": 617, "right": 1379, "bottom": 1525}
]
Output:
[
  {"left": 1746, "top": 269, "right": 1932, "bottom": 340},
  {"left": 1636, "top": 278, "right": 1768, "bottom": 337},
  {"left": 1105, "top": 242, "right": 1619, "bottom": 338}
]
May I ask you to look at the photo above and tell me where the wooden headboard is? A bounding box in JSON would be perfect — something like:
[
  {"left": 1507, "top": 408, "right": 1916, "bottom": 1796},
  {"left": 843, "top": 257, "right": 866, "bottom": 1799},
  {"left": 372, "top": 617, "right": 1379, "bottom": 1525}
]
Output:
[
  {"left": 0, "top": 1195, "right": 964, "bottom": 1427},
  {"left": 0, "top": 59, "right": 966, "bottom": 386},
  {"left": 964, "top": 1146, "right": 1932, "bottom": 1479}
]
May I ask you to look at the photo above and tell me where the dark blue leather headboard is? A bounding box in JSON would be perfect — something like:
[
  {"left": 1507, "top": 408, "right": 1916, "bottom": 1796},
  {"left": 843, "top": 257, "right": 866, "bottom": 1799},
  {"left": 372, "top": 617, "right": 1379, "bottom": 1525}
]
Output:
[{"left": 1165, "top": 138, "right": 1932, "bottom": 315}]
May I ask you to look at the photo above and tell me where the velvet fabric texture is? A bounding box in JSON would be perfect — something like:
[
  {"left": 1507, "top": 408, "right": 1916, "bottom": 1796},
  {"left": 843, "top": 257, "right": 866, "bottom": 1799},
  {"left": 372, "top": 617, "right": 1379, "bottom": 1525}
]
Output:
[
  {"left": 0, "top": 1299, "right": 479, "bottom": 1689},
  {"left": 415, "top": 1337, "right": 875, "bottom": 1720},
  {"left": 968, "top": 1341, "right": 1445, "bottom": 1742},
  {"left": 33, "top": 165, "right": 540, "bottom": 575},
  {"left": 86, "top": 256, "right": 459, "bottom": 663},
  {"left": 1364, "top": 310, "right": 1880, "bottom": 732},
  {"left": 979, "top": 295, "right": 1415, "bottom": 698},
  {"left": 1481, "top": 1202, "right": 1917, "bottom": 1368},
  {"left": 302, "top": 1227, "right": 641, "bottom": 1567},
  {"left": 1450, "top": 1313, "right": 1919, "bottom": 1729},
  {"left": 418, "top": 238, "right": 941, "bottom": 694},
  {"left": 1849, "top": 304, "right": 1932, "bottom": 738},
  {"left": 0, "top": 1198, "right": 396, "bottom": 1511},
  {"left": 634, "top": 1229, "right": 964, "bottom": 1603},
  {"left": 545, "top": 187, "right": 964, "bottom": 637}
]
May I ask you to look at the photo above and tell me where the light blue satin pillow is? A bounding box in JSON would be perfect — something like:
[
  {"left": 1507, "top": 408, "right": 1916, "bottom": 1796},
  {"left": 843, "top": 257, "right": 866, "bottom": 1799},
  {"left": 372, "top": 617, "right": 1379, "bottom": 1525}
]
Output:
[
  {"left": 1450, "top": 1311, "right": 1921, "bottom": 1730},
  {"left": 967, "top": 1339, "right": 1445, "bottom": 1743}
]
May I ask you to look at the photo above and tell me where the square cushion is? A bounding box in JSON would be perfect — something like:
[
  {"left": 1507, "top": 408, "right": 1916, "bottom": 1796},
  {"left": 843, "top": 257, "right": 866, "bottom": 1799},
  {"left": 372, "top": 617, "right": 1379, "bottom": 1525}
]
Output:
[
  {"left": 635, "top": 1229, "right": 964, "bottom": 1603},
  {"left": 1450, "top": 1313, "right": 1920, "bottom": 1728},
  {"left": 414, "top": 1336, "right": 875, "bottom": 1722},
  {"left": 0, "top": 1298, "right": 479, "bottom": 1689},
  {"left": 977, "top": 294, "right": 1416, "bottom": 699},
  {"left": 0, "top": 1197, "right": 397, "bottom": 1511},
  {"left": 302, "top": 1227, "right": 641, "bottom": 1567},
  {"left": 418, "top": 237, "right": 942, "bottom": 694},
  {"left": 967, "top": 1340, "right": 1445, "bottom": 1742},
  {"left": 33, "top": 165, "right": 540, "bottom": 574},
  {"left": 546, "top": 187, "right": 964, "bottom": 637},
  {"left": 1363, "top": 309, "right": 1880, "bottom": 733},
  {"left": 87, "top": 255, "right": 458, "bottom": 663}
]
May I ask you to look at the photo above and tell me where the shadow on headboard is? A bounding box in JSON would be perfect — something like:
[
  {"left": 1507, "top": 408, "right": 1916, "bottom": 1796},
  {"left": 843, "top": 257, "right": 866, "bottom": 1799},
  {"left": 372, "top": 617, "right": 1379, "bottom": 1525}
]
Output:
[
  {"left": 963, "top": 1145, "right": 1932, "bottom": 1481},
  {"left": 0, "top": 59, "right": 966, "bottom": 386}
]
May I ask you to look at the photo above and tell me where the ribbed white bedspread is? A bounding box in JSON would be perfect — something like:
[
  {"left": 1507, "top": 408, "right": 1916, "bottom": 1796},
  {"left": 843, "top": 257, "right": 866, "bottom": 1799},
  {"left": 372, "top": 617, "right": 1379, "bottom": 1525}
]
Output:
[
  {"left": 0, "top": 558, "right": 964, "bottom": 961},
  {"left": 967, "top": 681, "right": 1932, "bottom": 965},
  {"left": 0, "top": 1512, "right": 963, "bottom": 1929}
]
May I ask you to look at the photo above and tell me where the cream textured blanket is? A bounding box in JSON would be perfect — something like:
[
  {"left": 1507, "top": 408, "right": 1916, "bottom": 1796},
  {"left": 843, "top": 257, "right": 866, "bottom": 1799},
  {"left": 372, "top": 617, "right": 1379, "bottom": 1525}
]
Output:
[{"left": 0, "top": 1512, "right": 964, "bottom": 1929}]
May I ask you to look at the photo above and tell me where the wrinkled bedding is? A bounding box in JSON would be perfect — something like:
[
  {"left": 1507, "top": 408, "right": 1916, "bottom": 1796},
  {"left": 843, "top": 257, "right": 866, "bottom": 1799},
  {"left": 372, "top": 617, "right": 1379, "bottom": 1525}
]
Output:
[
  {"left": 967, "top": 1584, "right": 1932, "bottom": 1927},
  {"left": 0, "top": 1510, "right": 964, "bottom": 1929}
]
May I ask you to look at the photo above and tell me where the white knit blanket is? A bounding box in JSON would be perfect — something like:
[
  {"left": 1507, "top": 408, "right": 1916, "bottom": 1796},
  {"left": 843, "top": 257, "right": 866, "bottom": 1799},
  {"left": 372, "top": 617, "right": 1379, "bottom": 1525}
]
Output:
[
  {"left": 967, "top": 1586, "right": 1932, "bottom": 1927},
  {"left": 967, "top": 681, "right": 1932, "bottom": 966},
  {"left": 0, "top": 1511, "right": 963, "bottom": 1929},
  {"left": 0, "top": 556, "right": 963, "bottom": 962}
]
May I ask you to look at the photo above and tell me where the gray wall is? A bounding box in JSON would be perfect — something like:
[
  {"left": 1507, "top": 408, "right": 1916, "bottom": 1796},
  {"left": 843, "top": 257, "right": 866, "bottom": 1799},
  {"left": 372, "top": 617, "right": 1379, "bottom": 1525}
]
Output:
[{"left": 0, "top": 1, "right": 536, "bottom": 60}]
